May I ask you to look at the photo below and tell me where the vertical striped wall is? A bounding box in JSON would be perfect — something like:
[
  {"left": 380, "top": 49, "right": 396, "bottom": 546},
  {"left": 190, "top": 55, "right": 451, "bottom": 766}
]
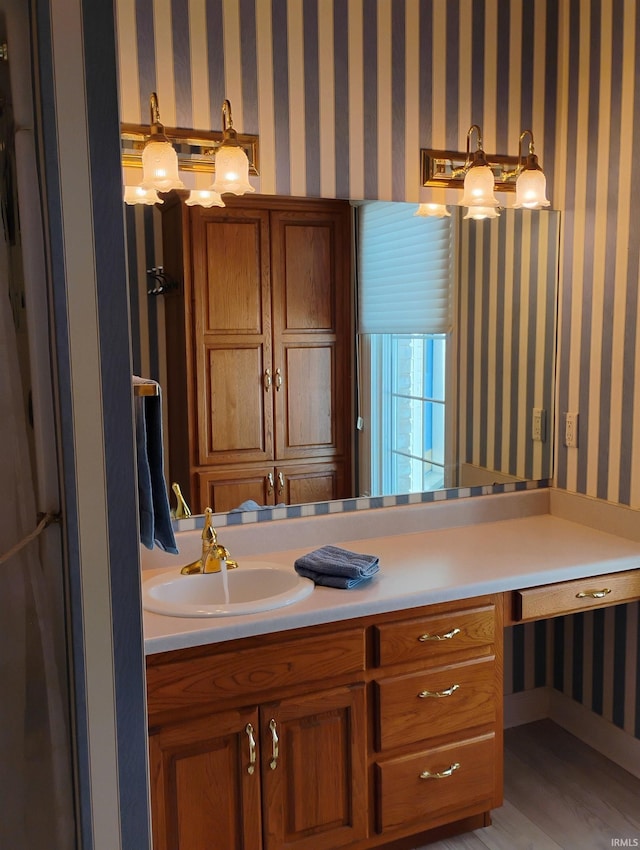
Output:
[
  {"left": 458, "top": 208, "right": 559, "bottom": 483},
  {"left": 116, "top": 1, "right": 640, "bottom": 742}
]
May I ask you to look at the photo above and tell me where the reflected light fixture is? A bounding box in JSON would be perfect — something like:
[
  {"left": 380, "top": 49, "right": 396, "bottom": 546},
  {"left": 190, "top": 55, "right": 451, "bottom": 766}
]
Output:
[
  {"left": 140, "top": 92, "right": 185, "bottom": 192},
  {"left": 415, "top": 203, "right": 451, "bottom": 218},
  {"left": 185, "top": 189, "right": 225, "bottom": 208},
  {"left": 458, "top": 125, "right": 500, "bottom": 210},
  {"left": 463, "top": 205, "right": 500, "bottom": 220},
  {"left": 123, "top": 185, "right": 164, "bottom": 206},
  {"left": 208, "top": 99, "right": 255, "bottom": 196}
]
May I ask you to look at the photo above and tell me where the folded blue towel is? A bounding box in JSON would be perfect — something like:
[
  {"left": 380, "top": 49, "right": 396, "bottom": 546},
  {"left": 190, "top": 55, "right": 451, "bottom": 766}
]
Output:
[{"left": 294, "top": 545, "right": 379, "bottom": 589}]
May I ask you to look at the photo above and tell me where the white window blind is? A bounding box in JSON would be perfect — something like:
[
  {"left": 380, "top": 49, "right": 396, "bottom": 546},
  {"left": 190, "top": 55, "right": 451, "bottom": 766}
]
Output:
[{"left": 357, "top": 201, "right": 454, "bottom": 334}]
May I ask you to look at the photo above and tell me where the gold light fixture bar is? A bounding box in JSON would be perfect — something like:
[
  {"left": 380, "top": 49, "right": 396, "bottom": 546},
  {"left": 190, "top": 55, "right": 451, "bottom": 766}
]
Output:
[
  {"left": 121, "top": 123, "right": 260, "bottom": 176},
  {"left": 421, "top": 147, "right": 521, "bottom": 193}
]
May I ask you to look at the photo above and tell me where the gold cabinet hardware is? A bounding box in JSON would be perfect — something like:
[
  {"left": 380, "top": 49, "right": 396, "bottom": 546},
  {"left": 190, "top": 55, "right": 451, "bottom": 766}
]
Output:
[
  {"left": 267, "top": 472, "right": 275, "bottom": 494},
  {"left": 576, "top": 588, "right": 612, "bottom": 599},
  {"left": 264, "top": 368, "right": 272, "bottom": 390},
  {"left": 419, "top": 762, "right": 460, "bottom": 780},
  {"left": 274, "top": 367, "right": 283, "bottom": 391},
  {"left": 268, "top": 719, "right": 279, "bottom": 770},
  {"left": 418, "top": 683, "right": 460, "bottom": 699},
  {"left": 245, "top": 723, "right": 257, "bottom": 775},
  {"left": 277, "top": 472, "right": 285, "bottom": 494},
  {"left": 418, "top": 627, "right": 461, "bottom": 642}
]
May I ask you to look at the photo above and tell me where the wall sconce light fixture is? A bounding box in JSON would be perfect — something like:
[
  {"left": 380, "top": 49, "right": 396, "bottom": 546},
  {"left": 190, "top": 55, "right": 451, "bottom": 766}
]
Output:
[
  {"left": 414, "top": 203, "right": 451, "bottom": 219},
  {"left": 139, "top": 92, "right": 185, "bottom": 193},
  {"left": 421, "top": 124, "right": 550, "bottom": 214},
  {"left": 122, "top": 93, "right": 259, "bottom": 207},
  {"left": 207, "top": 99, "right": 255, "bottom": 196}
]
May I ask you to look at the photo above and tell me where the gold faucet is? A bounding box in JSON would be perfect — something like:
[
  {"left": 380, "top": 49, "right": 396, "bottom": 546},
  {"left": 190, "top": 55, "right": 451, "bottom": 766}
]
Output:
[{"left": 180, "top": 508, "right": 239, "bottom": 574}]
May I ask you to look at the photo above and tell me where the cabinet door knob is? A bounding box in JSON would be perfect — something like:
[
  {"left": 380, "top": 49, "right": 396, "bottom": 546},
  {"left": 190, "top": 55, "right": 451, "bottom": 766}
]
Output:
[
  {"left": 266, "top": 473, "right": 274, "bottom": 494},
  {"left": 576, "top": 588, "right": 611, "bottom": 599},
  {"left": 245, "top": 723, "right": 257, "bottom": 775},
  {"left": 268, "top": 719, "right": 279, "bottom": 770},
  {"left": 418, "top": 627, "right": 461, "bottom": 642},
  {"left": 277, "top": 472, "right": 285, "bottom": 494},
  {"left": 418, "top": 683, "right": 460, "bottom": 699},
  {"left": 264, "top": 368, "right": 272, "bottom": 390},
  {"left": 419, "top": 762, "right": 460, "bottom": 780},
  {"left": 274, "top": 367, "right": 283, "bottom": 391}
]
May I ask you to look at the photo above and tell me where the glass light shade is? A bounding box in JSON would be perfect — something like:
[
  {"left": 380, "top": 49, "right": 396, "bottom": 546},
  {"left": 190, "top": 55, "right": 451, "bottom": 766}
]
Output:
[
  {"left": 463, "top": 205, "right": 500, "bottom": 220},
  {"left": 123, "top": 185, "right": 163, "bottom": 205},
  {"left": 415, "top": 203, "right": 451, "bottom": 218},
  {"left": 141, "top": 139, "right": 185, "bottom": 191},
  {"left": 460, "top": 164, "right": 499, "bottom": 207},
  {"left": 210, "top": 144, "right": 255, "bottom": 195},
  {"left": 514, "top": 168, "right": 550, "bottom": 209},
  {"left": 185, "top": 189, "right": 226, "bottom": 208}
]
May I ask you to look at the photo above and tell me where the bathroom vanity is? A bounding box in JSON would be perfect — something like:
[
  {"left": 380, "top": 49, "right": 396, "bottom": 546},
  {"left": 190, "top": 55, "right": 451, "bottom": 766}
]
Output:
[{"left": 142, "top": 491, "right": 640, "bottom": 849}]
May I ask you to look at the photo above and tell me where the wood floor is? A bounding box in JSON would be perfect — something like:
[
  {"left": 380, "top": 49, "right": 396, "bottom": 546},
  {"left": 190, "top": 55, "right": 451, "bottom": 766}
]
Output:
[{"left": 417, "top": 720, "right": 640, "bottom": 850}]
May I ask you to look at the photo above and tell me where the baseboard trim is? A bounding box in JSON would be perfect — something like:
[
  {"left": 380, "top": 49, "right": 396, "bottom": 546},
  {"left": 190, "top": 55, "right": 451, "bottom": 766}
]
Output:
[
  {"left": 505, "top": 687, "right": 640, "bottom": 779},
  {"left": 504, "top": 687, "right": 552, "bottom": 728}
]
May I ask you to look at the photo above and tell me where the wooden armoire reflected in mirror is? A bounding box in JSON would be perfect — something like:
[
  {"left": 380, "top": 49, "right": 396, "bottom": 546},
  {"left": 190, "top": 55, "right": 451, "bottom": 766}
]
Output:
[{"left": 161, "top": 194, "right": 353, "bottom": 514}]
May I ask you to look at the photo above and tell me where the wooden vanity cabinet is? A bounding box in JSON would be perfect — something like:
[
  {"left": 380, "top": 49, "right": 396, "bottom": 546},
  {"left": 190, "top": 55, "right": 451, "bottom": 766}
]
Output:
[
  {"left": 146, "top": 626, "right": 369, "bottom": 850},
  {"left": 161, "top": 194, "right": 353, "bottom": 514},
  {"left": 371, "top": 599, "right": 503, "bottom": 838},
  {"left": 146, "top": 596, "right": 503, "bottom": 850}
]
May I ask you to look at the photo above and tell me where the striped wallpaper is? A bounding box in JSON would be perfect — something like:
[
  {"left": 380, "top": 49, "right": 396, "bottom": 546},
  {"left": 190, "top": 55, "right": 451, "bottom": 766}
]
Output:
[
  {"left": 116, "top": 1, "right": 640, "bottom": 744},
  {"left": 458, "top": 208, "right": 559, "bottom": 484}
]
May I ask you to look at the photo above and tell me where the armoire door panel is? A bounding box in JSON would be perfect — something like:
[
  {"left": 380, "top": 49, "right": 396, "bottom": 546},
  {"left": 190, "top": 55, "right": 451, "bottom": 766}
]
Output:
[
  {"left": 276, "top": 462, "right": 345, "bottom": 504},
  {"left": 192, "top": 209, "right": 271, "bottom": 336},
  {"left": 196, "top": 467, "right": 275, "bottom": 514},
  {"left": 281, "top": 223, "right": 334, "bottom": 332},
  {"left": 275, "top": 343, "right": 338, "bottom": 458},
  {"left": 198, "top": 344, "right": 273, "bottom": 464}
]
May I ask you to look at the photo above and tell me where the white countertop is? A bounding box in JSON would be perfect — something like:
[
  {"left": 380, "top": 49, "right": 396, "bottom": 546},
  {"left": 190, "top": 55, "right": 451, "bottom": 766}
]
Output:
[{"left": 142, "top": 511, "right": 640, "bottom": 655}]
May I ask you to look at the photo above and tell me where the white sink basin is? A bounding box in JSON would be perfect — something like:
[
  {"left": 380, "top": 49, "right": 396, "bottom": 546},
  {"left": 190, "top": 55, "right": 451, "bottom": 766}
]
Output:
[{"left": 142, "top": 562, "right": 314, "bottom": 618}]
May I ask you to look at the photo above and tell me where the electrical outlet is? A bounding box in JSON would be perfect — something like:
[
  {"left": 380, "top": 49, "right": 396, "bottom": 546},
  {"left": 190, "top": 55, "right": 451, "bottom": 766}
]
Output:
[
  {"left": 532, "top": 408, "right": 546, "bottom": 442},
  {"left": 564, "top": 412, "right": 578, "bottom": 448}
]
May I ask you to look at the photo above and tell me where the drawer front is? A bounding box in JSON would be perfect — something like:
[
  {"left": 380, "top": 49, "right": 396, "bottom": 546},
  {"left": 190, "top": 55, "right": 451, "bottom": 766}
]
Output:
[
  {"left": 376, "top": 657, "right": 495, "bottom": 750},
  {"left": 146, "top": 628, "right": 366, "bottom": 717},
  {"left": 376, "top": 733, "right": 496, "bottom": 832},
  {"left": 375, "top": 605, "right": 495, "bottom": 667},
  {"left": 515, "top": 569, "right": 640, "bottom": 621}
]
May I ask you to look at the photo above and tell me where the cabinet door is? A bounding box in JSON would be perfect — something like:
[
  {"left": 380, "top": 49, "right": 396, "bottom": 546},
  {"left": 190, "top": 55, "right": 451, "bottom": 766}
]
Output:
[
  {"left": 275, "top": 461, "right": 345, "bottom": 506},
  {"left": 197, "top": 467, "right": 276, "bottom": 514},
  {"left": 149, "top": 707, "right": 262, "bottom": 850},
  {"left": 261, "top": 684, "right": 368, "bottom": 850},
  {"left": 191, "top": 207, "right": 274, "bottom": 465},
  {"left": 270, "top": 208, "right": 351, "bottom": 462}
]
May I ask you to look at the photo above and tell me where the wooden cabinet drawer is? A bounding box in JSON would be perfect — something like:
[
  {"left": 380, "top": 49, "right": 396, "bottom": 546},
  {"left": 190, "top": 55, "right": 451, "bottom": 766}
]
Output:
[
  {"left": 513, "top": 569, "right": 640, "bottom": 622},
  {"left": 376, "top": 733, "right": 496, "bottom": 832},
  {"left": 374, "top": 605, "right": 495, "bottom": 667},
  {"left": 146, "top": 628, "right": 366, "bottom": 717},
  {"left": 375, "top": 658, "right": 496, "bottom": 750}
]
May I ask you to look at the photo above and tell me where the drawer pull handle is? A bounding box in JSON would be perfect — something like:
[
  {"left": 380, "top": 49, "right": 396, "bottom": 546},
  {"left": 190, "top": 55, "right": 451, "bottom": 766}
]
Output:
[
  {"left": 576, "top": 588, "right": 612, "bottom": 599},
  {"left": 418, "top": 683, "right": 460, "bottom": 699},
  {"left": 420, "top": 762, "right": 460, "bottom": 780},
  {"left": 269, "top": 718, "right": 279, "bottom": 770},
  {"left": 418, "top": 627, "right": 461, "bottom": 642},
  {"left": 245, "top": 723, "right": 257, "bottom": 775}
]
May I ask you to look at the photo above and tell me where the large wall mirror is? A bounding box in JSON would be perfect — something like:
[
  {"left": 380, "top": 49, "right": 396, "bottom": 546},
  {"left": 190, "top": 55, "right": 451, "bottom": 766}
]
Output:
[{"left": 127, "top": 198, "right": 559, "bottom": 525}]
